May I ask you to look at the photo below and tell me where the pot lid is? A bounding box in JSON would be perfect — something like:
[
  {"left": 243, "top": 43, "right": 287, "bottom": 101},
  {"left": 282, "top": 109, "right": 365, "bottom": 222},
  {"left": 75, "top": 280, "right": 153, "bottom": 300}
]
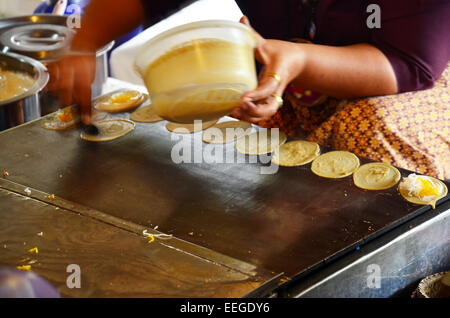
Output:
[
  {"left": 0, "top": 24, "right": 73, "bottom": 61},
  {"left": 0, "top": 15, "right": 114, "bottom": 61}
]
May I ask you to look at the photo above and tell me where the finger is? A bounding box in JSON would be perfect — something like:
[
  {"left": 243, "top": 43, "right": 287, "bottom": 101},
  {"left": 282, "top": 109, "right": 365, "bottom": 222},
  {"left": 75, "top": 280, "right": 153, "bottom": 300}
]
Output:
[
  {"left": 57, "top": 61, "right": 75, "bottom": 107},
  {"left": 45, "top": 62, "right": 61, "bottom": 91},
  {"left": 231, "top": 106, "right": 242, "bottom": 118},
  {"left": 241, "top": 98, "right": 280, "bottom": 118},
  {"left": 237, "top": 111, "right": 266, "bottom": 124},
  {"left": 242, "top": 71, "right": 280, "bottom": 102},
  {"left": 45, "top": 59, "right": 76, "bottom": 107},
  {"left": 47, "top": 58, "right": 73, "bottom": 92},
  {"left": 73, "top": 56, "right": 95, "bottom": 124},
  {"left": 239, "top": 15, "right": 250, "bottom": 26},
  {"left": 232, "top": 105, "right": 260, "bottom": 122},
  {"left": 233, "top": 97, "right": 280, "bottom": 123}
]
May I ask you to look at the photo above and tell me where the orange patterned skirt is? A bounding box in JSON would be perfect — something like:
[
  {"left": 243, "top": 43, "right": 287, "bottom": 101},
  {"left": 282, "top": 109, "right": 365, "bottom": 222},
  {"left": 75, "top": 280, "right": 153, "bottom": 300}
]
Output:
[{"left": 258, "top": 64, "right": 450, "bottom": 179}]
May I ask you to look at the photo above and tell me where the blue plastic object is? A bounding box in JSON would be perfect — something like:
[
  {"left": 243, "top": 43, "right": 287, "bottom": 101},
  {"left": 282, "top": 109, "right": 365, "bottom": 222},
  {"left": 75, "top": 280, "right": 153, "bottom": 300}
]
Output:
[{"left": 34, "top": 0, "right": 88, "bottom": 15}]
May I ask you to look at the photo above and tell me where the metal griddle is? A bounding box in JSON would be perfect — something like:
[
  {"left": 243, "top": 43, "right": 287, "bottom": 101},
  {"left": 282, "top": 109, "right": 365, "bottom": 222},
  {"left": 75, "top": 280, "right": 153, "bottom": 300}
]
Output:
[{"left": 0, "top": 94, "right": 449, "bottom": 294}]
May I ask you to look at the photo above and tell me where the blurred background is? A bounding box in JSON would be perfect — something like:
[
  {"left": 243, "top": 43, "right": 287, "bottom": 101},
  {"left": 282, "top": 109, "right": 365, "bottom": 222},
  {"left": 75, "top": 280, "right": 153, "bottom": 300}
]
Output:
[
  {"left": 0, "top": 0, "right": 242, "bottom": 84},
  {"left": 0, "top": 0, "right": 42, "bottom": 18}
]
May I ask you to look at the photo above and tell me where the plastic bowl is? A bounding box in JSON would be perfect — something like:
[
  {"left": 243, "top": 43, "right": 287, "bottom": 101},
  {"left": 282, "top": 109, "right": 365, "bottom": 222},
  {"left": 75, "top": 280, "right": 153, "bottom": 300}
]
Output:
[{"left": 135, "top": 20, "right": 258, "bottom": 123}]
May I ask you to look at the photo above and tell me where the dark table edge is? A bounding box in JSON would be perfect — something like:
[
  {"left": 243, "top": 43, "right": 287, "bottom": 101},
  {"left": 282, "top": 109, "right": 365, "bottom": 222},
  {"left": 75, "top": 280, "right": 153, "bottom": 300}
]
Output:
[{"left": 273, "top": 197, "right": 450, "bottom": 297}]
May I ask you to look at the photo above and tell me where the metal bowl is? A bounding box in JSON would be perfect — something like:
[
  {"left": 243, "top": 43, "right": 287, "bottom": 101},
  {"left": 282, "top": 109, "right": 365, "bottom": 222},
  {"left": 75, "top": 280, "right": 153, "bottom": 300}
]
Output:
[
  {"left": 0, "top": 52, "right": 49, "bottom": 131},
  {"left": 0, "top": 14, "right": 114, "bottom": 115},
  {"left": 412, "top": 271, "right": 450, "bottom": 298}
]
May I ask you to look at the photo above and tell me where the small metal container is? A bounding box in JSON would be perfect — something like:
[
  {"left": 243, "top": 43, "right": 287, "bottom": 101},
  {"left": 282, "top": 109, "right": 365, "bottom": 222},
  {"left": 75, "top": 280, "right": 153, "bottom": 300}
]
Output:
[
  {"left": 0, "top": 14, "right": 114, "bottom": 115},
  {"left": 0, "top": 52, "right": 49, "bottom": 131}
]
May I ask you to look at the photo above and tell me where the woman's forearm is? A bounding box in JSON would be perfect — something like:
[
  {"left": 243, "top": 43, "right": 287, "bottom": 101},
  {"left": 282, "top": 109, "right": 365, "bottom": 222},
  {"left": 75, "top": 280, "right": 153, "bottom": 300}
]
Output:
[
  {"left": 293, "top": 43, "right": 398, "bottom": 98},
  {"left": 71, "top": 0, "right": 145, "bottom": 52},
  {"left": 235, "top": 17, "right": 400, "bottom": 122}
]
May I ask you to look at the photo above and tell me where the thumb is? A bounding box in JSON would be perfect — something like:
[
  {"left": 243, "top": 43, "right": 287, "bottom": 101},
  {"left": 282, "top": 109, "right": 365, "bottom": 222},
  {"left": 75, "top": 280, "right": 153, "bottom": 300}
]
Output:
[
  {"left": 239, "top": 15, "right": 264, "bottom": 46},
  {"left": 239, "top": 15, "right": 251, "bottom": 27},
  {"left": 73, "top": 56, "right": 95, "bottom": 124}
]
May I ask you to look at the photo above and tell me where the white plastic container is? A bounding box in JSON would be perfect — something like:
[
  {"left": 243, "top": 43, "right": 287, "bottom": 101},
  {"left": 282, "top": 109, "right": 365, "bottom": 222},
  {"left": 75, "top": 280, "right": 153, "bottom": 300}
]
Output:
[{"left": 135, "top": 20, "right": 258, "bottom": 123}]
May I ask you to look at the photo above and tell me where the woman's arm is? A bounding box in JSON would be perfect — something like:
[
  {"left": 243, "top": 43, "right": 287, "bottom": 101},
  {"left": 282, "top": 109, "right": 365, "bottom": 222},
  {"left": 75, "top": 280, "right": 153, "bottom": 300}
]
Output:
[
  {"left": 233, "top": 17, "right": 398, "bottom": 123},
  {"left": 292, "top": 43, "right": 398, "bottom": 99},
  {"left": 71, "top": 0, "right": 145, "bottom": 51},
  {"left": 48, "top": 0, "right": 145, "bottom": 123}
]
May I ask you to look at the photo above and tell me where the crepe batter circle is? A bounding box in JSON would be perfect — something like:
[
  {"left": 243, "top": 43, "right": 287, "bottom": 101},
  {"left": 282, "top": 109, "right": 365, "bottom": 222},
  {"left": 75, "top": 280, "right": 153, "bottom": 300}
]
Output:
[
  {"left": 41, "top": 109, "right": 108, "bottom": 131},
  {"left": 80, "top": 119, "right": 135, "bottom": 142},
  {"left": 398, "top": 175, "right": 448, "bottom": 209},
  {"left": 130, "top": 105, "right": 163, "bottom": 123},
  {"left": 311, "top": 151, "right": 360, "bottom": 178},
  {"left": 271, "top": 140, "right": 320, "bottom": 166},
  {"left": 166, "top": 120, "right": 218, "bottom": 134},
  {"left": 235, "top": 129, "right": 287, "bottom": 155},
  {"left": 353, "top": 162, "right": 401, "bottom": 190},
  {"left": 94, "top": 90, "right": 147, "bottom": 113},
  {"left": 40, "top": 106, "right": 80, "bottom": 130},
  {"left": 202, "top": 120, "right": 252, "bottom": 144},
  {"left": 41, "top": 114, "right": 77, "bottom": 131}
]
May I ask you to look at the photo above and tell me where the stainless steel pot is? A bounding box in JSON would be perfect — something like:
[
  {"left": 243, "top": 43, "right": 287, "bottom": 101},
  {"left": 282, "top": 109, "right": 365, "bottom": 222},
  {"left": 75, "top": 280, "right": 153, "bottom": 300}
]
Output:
[
  {"left": 0, "top": 52, "right": 49, "bottom": 131},
  {"left": 0, "top": 14, "right": 114, "bottom": 115}
]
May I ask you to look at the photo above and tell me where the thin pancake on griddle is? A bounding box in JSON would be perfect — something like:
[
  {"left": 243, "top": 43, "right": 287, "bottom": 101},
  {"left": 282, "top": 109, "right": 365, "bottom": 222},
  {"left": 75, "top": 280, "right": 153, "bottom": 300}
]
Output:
[
  {"left": 94, "top": 90, "right": 147, "bottom": 113},
  {"left": 235, "top": 129, "right": 287, "bottom": 155},
  {"left": 272, "top": 140, "right": 320, "bottom": 166},
  {"left": 353, "top": 162, "right": 400, "bottom": 190},
  {"left": 202, "top": 120, "right": 252, "bottom": 144},
  {"left": 311, "top": 151, "right": 360, "bottom": 178},
  {"left": 80, "top": 119, "right": 135, "bottom": 142},
  {"left": 40, "top": 106, "right": 80, "bottom": 130},
  {"left": 130, "top": 105, "right": 163, "bottom": 123},
  {"left": 166, "top": 120, "right": 218, "bottom": 134}
]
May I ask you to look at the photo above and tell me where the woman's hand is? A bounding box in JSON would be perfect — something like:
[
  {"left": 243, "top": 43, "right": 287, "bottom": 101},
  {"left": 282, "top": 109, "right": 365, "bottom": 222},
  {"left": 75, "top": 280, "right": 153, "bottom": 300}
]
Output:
[
  {"left": 45, "top": 0, "right": 145, "bottom": 124},
  {"left": 233, "top": 16, "right": 398, "bottom": 123},
  {"left": 46, "top": 53, "right": 96, "bottom": 124},
  {"left": 232, "top": 16, "right": 305, "bottom": 123}
]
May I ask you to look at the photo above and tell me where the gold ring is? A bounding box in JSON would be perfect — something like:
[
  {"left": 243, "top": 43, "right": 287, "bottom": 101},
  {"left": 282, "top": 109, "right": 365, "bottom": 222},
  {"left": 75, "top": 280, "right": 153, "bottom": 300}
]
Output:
[
  {"left": 271, "top": 94, "right": 283, "bottom": 108},
  {"left": 267, "top": 72, "right": 282, "bottom": 84}
]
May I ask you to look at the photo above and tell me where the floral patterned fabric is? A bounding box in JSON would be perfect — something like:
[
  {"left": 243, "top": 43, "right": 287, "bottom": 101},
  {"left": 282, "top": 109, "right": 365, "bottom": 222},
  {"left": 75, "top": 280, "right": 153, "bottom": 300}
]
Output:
[{"left": 258, "top": 63, "right": 450, "bottom": 179}]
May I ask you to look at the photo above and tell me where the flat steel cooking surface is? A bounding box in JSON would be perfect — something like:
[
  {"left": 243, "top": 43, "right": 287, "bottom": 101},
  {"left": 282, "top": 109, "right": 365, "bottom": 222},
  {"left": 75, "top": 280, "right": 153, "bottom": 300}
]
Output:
[
  {"left": 0, "top": 108, "right": 448, "bottom": 281},
  {"left": 0, "top": 186, "right": 272, "bottom": 297}
]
